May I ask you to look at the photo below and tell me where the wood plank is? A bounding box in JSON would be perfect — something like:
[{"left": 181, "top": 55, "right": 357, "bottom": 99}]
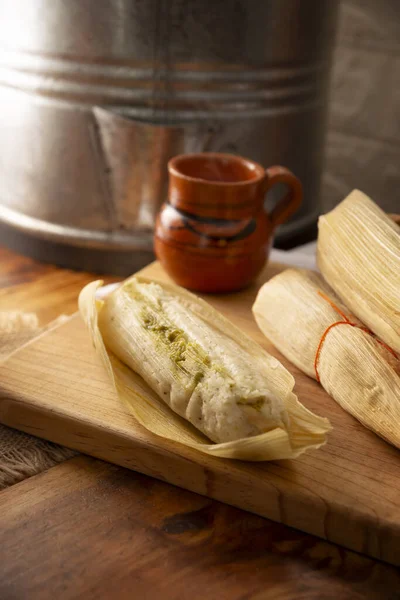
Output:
[
  {"left": 0, "top": 455, "right": 399, "bottom": 600},
  {"left": 0, "top": 261, "right": 399, "bottom": 567},
  {"left": 0, "top": 246, "right": 398, "bottom": 599},
  {"left": 0, "top": 246, "right": 119, "bottom": 324}
]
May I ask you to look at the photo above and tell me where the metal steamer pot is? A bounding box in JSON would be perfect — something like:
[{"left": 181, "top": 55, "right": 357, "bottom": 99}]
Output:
[{"left": 0, "top": 0, "right": 339, "bottom": 274}]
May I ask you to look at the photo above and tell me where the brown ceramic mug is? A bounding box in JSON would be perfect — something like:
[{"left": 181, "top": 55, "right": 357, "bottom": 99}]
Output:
[{"left": 154, "top": 152, "right": 302, "bottom": 293}]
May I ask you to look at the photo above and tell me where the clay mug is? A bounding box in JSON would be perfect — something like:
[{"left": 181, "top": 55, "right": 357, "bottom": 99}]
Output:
[{"left": 154, "top": 152, "right": 302, "bottom": 293}]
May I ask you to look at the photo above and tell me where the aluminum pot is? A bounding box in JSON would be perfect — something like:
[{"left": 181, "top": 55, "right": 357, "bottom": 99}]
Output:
[{"left": 0, "top": 0, "right": 339, "bottom": 274}]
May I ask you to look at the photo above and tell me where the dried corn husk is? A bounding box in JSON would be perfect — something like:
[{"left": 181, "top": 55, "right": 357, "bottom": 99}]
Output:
[
  {"left": 253, "top": 268, "right": 400, "bottom": 449},
  {"left": 318, "top": 190, "right": 400, "bottom": 354},
  {"left": 78, "top": 277, "right": 330, "bottom": 461}
]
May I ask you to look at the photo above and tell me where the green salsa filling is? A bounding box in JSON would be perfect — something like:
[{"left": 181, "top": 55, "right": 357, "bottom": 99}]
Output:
[
  {"left": 124, "top": 282, "right": 263, "bottom": 411},
  {"left": 237, "top": 398, "right": 265, "bottom": 411},
  {"left": 124, "top": 283, "right": 211, "bottom": 384}
]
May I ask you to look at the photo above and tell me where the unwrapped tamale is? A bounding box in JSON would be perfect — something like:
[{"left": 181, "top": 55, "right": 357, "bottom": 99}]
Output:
[
  {"left": 253, "top": 268, "right": 400, "bottom": 449},
  {"left": 318, "top": 190, "right": 400, "bottom": 354},
  {"left": 79, "top": 276, "right": 330, "bottom": 461}
]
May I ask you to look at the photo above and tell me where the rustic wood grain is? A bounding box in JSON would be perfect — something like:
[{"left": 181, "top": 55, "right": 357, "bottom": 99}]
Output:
[
  {"left": 0, "top": 455, "right": 399, "bottom": 600},
  {"left": 1, "top": 260, "right": 399, "bottom": 568},
  {"left": 1, "top": 247, "right": 399, "bottom": 599},
  {"left": 0, "top": 246, "right": 55, "bottom": 288},
  {"left": 0, "top": 246, "right": 119, "bottom": 324}
]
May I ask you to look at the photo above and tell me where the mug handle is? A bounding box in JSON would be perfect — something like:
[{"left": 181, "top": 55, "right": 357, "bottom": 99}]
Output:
[{"left": 264, "top": 166, "right": 303, "bottom": 228}]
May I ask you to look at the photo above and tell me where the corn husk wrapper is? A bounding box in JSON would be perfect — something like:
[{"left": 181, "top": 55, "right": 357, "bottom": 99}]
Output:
[
  {"left": 318, "top": 190, "right": 400, "bottom": 354},
  {"left": 78, "top": 277, "right": 330, "bottom": 461},
  {"left": 253, "top": 268, "right": 400, "bottom": 449}
]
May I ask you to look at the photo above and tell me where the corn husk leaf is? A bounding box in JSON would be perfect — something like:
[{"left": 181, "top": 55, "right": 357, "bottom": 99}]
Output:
[
  {"left": 318, "top": 190, "right": 400, "bottom": 354},
  {"left": 79, "top": 277, "right": 330, "bottom": 461},
  {"left": 253, "top": 268, "right": 400, "bottom": 449}
]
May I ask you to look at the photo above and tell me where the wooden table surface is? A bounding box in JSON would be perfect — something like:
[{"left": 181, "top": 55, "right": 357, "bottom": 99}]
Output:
[{"left": 0, "top": 245, "right": 399, "bottom": 600}]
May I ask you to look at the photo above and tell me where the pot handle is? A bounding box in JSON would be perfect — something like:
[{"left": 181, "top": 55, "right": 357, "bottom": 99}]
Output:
[{"left": 264, "top": 166, "right": 303, "bottom": 228}]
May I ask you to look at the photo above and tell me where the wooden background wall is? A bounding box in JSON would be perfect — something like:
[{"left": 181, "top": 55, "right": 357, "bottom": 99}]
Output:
[{"left": 323, "top": 0, "right": 400, "bottom": 212}]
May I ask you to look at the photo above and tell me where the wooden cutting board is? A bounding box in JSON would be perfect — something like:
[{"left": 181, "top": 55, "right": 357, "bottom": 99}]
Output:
[{"left": 0, "top": 261, "right": 399, "bottom": 566}]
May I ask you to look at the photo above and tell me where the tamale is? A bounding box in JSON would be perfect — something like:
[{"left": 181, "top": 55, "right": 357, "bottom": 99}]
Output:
[
  {"left": 253, "top": 268, "right": 400, "bottom": 449},
  {"left": 318, "top": 190, "right": 400, "bottom": 353},
  {"left": 79, "top": 276, "right": 330, "bottom": 461}
]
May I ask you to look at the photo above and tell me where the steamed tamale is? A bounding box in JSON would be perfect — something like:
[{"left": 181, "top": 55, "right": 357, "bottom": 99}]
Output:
[
  {"left": 79, "top": 277, "right": 330, "bottom": 461},
  {"left": 99, "top": 278, "right": 288, "bottom": 444},
  {"left": 318, "top": 190, "right": 400, "bottom": 354},
  {"left": 253, "top": 268, "right": 400, "bottom": 449}
]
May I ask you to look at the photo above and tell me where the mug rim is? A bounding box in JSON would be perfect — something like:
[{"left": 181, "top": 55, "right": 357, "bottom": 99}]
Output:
[{"left": 168, "top": 152, "right": 265, "bottom": 186}]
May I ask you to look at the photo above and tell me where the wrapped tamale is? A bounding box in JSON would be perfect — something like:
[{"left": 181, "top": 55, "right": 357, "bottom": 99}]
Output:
[
  {"left": 79, "top": 276, "right": 330, "bottom": 461},
  {"left": 253, "top": 268, "right": 400, "bottom": 449},
  {"left": 318, "top": 190, "right": 400, "bottom": 353}
]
